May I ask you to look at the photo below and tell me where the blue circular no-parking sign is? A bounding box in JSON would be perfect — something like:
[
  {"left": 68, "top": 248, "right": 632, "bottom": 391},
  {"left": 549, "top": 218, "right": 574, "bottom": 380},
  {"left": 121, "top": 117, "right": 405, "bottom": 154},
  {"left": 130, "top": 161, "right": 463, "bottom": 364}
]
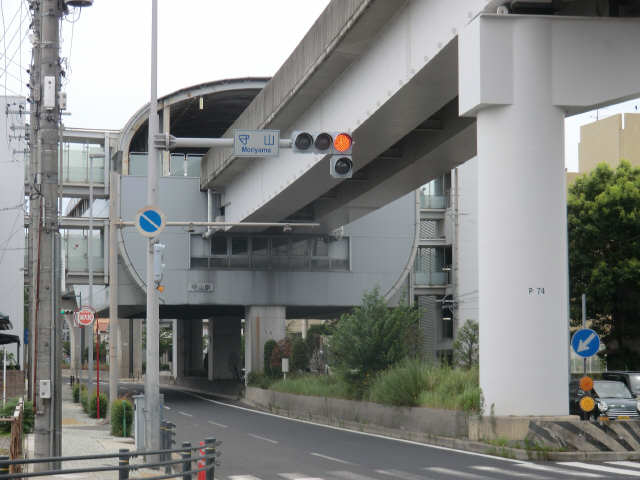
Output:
[
  {"left": 571, "top": 328, "right": 600, "bottom": 358},
  {"left": 135, "top": 205, "right": 166, "bottom": 238}
]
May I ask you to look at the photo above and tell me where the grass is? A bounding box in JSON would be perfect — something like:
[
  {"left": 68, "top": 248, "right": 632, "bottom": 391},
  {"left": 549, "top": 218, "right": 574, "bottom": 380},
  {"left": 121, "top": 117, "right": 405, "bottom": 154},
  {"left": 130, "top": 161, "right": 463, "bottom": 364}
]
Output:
[
  {"left": 368, "top": 358, "right": 482, "bottom": 412},
  {"left": 255, "top": 358, "right": 482, "bottom": 413},
  {"left": 269, "top": 374, "right": 353, "bottom": 399}
]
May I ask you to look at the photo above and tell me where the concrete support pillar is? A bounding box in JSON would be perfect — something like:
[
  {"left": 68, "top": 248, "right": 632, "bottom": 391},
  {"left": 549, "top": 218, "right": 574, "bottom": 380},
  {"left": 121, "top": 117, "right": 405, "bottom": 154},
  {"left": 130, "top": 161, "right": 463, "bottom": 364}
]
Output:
[
  {"left": 118, "top": 319, "right": 131, "bottom": 378},
  {"left": 212, "top": 317, "right": 242, "bottom": 380},
  {"left": 172, "top": 320, "right": 178, "bottom": 380},
  {"left": 460, "top": 17, "right": 568, "bottom": 415},
  {"left": 189, "top": 319, "right": 203, "bottom": 374},
  {"left": 132, "top": 319, "right": 143, "bottom": 379},
  {"left": 245, "top": 306, "right": 286, "bottom": 375},
  {"left": 176, "top": 320, "right": 185, "bottom": 378},
  {"left": 69, "top": 322, "right": 82, "bottom": 379},
  {"left": 207, "top": 319, "right": 214, "bottom": 381}
]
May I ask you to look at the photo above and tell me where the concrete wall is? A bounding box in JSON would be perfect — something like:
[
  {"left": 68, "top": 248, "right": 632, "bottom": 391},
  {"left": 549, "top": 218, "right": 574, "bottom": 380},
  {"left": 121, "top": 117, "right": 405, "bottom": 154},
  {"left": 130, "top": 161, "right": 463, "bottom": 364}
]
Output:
[
  {"left": 245, "top": 386, "right": 468, "bottom": 439},
  {"left": 579, "top": 114, "right": 621, "bottom": 173},
  {"left": 622, "top": 113, "right": 640, "bottom": 167},
  {"left": 118, "top": 176, "right": 415, "bottom": 309}
]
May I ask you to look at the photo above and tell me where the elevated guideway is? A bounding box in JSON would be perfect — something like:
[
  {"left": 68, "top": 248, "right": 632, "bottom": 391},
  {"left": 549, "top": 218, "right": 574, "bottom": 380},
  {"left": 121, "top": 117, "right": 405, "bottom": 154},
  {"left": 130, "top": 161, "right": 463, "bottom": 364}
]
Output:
[{"left": 199, "top": 0, "right": 640, "bottom": 416}]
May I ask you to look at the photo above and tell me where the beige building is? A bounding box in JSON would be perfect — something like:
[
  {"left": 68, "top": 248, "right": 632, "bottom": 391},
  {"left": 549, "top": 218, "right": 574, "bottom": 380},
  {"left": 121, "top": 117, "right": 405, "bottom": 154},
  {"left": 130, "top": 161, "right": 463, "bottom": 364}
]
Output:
[{"left": 569, "top": 112, "right": 640, "bottom": 185}]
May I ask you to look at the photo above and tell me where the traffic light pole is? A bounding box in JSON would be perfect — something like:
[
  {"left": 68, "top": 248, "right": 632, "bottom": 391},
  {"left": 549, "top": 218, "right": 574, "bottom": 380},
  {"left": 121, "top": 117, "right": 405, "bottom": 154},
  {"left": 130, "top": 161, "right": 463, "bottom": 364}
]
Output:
[{"left": 145, "top": 0, "right": 161, "bottom": 455}]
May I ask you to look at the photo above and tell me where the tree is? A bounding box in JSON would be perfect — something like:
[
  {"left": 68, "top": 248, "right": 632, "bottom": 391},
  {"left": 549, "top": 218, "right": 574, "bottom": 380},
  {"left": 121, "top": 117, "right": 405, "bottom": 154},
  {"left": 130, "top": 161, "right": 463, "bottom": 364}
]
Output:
[
  {"left": 568, "top": 161, "right": 640, "bottom": 369},
  {"left": 263, "top": 339, "right": 277, "bottom": 377},
  {"left": 329, "top": 288, "right": 420, "bottom": 396},
  {"left": 290, "top": 337, "right": 309, "bottom": 372},
  {"left": 453, "top": 320, "right": 479, "bottom": 369}
]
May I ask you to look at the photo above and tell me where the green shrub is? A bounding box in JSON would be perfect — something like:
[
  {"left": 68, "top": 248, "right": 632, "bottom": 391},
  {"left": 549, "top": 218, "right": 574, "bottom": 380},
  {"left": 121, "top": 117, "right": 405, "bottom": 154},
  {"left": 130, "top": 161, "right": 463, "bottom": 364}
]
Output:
[
  {"left": 270, "top": 374, "right": 352, "bottom": 399},
  {"left": 330, "top": 288, "right": 420, "bottom": 397},
  {"left": 368, "top": 358, "right": 482, "bottom": 412},
  {"left": 291, "top": 337, "right": 309, "bottom": 372},
  {"left": 72, "top": 383, "right": 80, "bottom": 403},
  {"left": 0, "top": 398, "right": 34, "bottom": 433},
  {"left": 247, "top": 371, "right": 274, "bottom": 389},
  {"left": 110, "top": 399, "right": 133, "bottom": 437},
  {"left": 263, "top": 339, "right": 277, "bottom": 377},
  {"left": 368, "top": 357, "right": 425, "bottom": 406},
  {"left": 270, "top": 338, "right": 292, "bottom": 377},
  {"left": 80, "top": 388, "right": 89, "bottom": 413},
  {"left": 89, "top": 393, "right": 108, "bottom": 419}
]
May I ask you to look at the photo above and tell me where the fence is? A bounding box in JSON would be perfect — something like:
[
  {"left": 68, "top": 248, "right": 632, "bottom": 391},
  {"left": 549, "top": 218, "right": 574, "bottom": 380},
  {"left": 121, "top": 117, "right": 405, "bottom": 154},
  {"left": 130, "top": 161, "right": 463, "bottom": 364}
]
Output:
[
  {"left": 0, "top": 399, "right": 24, "bottom": 474},
  {"left": 0, "top": 438, "right": 220, "bottom": 479}
]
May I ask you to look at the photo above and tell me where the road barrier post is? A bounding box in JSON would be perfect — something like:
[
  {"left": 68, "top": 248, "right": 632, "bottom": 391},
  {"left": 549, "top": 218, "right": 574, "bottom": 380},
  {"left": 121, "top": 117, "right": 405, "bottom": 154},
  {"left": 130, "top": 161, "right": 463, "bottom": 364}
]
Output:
[
  {"left": 197, "top": 441, "right": 205, "bottom": 480},
  {"left": 205, "top": 437, "right": 216, "bottom": 480},
  {"left": 181, "top": 441, "right": 192, "bottom": 480},
  {"left": 119, "top": 448, "right": 130, "bottom": 479}
]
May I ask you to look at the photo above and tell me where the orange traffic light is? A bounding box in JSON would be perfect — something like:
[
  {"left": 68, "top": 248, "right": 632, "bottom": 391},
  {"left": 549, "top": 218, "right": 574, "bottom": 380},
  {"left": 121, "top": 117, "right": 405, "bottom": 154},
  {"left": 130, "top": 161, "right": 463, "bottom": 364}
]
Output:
[{"left": 333, "top": 133, "right": 352, "bottom": 153}]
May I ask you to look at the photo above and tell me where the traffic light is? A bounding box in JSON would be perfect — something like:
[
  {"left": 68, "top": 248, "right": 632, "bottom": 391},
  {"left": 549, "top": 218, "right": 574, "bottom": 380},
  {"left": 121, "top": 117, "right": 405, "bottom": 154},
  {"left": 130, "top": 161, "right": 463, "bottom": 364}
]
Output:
[
  {"left": 291, "top": 131, "right": 353, "bottom": 178},
  {"left": 60, "top": 308, "right": 73, "bottom": 315}
]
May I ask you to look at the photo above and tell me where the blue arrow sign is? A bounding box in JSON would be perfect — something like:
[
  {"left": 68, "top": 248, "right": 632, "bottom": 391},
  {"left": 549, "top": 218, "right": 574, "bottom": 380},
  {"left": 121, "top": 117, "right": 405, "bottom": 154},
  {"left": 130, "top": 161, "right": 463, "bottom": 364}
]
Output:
[
  {"left": 571, "top": 328, "right": 600, "bottom": 358},
  {"left": 135, "top": 206, "right": 166, "bottom": 238}
]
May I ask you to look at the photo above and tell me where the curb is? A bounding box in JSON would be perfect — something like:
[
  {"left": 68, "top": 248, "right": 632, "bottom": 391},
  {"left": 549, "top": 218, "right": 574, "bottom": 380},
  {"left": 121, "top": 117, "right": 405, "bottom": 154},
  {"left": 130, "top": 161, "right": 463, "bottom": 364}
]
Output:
[{"left": 239, "top": 397, "right": 640, "bottom": 462}]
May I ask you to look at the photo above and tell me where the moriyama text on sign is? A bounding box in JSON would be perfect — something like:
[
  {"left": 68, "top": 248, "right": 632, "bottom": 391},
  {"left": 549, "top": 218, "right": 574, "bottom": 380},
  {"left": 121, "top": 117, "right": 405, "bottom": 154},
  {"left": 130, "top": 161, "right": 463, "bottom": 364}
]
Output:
[{"left": 233, "top": 129, "right": 280, "bottom": 157}]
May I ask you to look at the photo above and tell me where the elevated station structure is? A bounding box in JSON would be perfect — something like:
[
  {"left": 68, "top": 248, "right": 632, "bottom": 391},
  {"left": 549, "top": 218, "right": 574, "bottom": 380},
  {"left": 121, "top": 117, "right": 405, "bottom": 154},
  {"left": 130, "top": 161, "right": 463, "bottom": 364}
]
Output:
[{"left": 38, "top": 0, "right": 640, "bottom": 416}]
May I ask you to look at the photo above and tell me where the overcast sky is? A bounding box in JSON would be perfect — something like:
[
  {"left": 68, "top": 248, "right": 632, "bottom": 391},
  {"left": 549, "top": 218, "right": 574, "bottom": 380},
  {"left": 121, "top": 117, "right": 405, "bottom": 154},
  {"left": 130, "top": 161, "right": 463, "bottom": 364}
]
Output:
[{"left": 1, "top": 0, "right": 638, "bottom": 171}]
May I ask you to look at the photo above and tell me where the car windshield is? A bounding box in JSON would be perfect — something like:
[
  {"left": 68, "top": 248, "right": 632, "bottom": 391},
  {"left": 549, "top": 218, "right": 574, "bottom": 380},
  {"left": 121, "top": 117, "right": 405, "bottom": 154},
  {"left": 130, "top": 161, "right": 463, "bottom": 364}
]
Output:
[
  {"left": 629, "top": 375, "right": 640, "bottom": 393},
  {"left": 595, "top": 381, "right": 633, "bottom": 399}
]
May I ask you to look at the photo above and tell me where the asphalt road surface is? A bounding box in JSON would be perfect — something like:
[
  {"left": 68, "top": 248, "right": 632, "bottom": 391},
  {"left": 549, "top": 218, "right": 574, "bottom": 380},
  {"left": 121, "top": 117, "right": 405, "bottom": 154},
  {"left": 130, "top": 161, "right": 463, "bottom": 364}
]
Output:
[{"left": 107, "top": 382, "right": 640, "bottom": 480}]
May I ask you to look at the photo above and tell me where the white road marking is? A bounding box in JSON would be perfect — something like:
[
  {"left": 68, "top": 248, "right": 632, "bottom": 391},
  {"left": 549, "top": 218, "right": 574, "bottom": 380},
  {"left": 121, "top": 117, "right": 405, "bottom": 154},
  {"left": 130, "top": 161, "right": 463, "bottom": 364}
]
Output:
[
  {"left": 310, "top": 453, "right": 354, "bottom": 465},
  {"left": 375, "top": 469, "right": 425, "bottom": 480},
  {"left": 425, "top": 467, "right": 486, "bottom": 479},
  {"left": 559, "top": 462, "right": 640, "bottom": 477},
  {"left": 473, "top": 465, "right": 550, "bottom": 479},
  {"left": 229, "top": 476, "right": 262, "bottom": 480},
  {"left": 164, "top": 405, "right": 171, "bottom": 410},
  {"left": 329, "top": 470, "right": 377, "bottom": 480},
  {"left": 178, "top": 410, "right": 193, "bottom": 417},
  {"left": 182, "top": 391, "right": 527, "bottom": 465},
  {"left": 248, "top": 433, "right": 279, "bottom": 444},
  {"left": 208, "top": 420, "right": 228, "bottom": 428},
  {"left": 608, "top": 461, "right": 640, "bottom": 470},
  {"left": 279, "top": 473, "right": 324, "bottom": 480},
  {"left": 518, "top": 463, "right": 602, "bottom": 478}
]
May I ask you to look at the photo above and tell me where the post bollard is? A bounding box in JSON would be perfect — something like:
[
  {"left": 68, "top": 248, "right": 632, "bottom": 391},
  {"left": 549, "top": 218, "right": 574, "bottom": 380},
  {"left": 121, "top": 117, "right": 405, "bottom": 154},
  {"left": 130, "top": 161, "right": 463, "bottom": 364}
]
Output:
[
  {"left": 197, "top": 441, "right": 205, "bottom": 480},
  {"left": 0, "top": 455, "right": 9, "bottom": 474},
  {"left": 205, "top": 437, "right": 216, "bottom": 480},
  {"left": 181, "top": 442, "right": 191, "bottom": 480},
  {"left": 119, "top": 448, "right": 130, "bottom": 480}
]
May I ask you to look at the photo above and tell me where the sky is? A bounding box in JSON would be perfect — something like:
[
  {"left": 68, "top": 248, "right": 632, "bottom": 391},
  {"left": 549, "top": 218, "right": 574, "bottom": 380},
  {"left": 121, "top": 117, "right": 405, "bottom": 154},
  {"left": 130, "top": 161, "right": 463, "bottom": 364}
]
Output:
[{"left": 1, "top": 0, "right": 638, "bottom": 171}]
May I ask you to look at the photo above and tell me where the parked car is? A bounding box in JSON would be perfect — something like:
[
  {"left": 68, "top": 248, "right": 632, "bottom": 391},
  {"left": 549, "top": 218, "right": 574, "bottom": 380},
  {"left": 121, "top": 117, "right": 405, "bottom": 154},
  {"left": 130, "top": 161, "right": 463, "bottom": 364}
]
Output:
[
  {"left": 570, "top": 379, "right": 640, "bottom": 420},
  {"left": 602, "top": 371, "right": 640, "bottom": 397}
]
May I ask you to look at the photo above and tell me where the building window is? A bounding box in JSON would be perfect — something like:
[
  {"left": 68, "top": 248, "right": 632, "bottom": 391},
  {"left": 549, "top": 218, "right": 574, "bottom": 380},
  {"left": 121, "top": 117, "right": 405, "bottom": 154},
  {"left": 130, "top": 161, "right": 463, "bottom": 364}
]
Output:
[{"left": 191, "top": 234, "right": 350, "bottom": 272}]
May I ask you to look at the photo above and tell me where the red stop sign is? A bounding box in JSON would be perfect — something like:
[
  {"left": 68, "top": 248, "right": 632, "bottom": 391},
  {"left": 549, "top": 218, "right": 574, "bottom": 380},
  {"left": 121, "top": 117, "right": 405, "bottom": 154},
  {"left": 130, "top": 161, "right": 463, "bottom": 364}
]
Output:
[{"left": 77, "top": 308, "right": 95, "bottom": 327}]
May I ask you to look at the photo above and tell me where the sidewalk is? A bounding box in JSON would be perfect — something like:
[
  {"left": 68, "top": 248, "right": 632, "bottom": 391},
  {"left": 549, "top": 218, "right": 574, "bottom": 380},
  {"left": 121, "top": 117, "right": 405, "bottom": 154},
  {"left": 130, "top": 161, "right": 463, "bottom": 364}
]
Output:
[{"left": 25, "top": 382, "right": 161, "bottom": 479}]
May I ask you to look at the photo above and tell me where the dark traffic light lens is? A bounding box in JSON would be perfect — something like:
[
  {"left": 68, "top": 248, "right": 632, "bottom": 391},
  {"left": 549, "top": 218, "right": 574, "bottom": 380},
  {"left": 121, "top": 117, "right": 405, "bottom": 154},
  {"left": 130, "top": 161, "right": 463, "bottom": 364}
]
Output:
[
  {"left": 334, "top": 157, "right": 352, "bottom": 175},
  {"left": 314, "top": 132, "right": 333, "bottom": 151},
  {"left": 294, "top": 132, "right": 313, "bottom": 151}
]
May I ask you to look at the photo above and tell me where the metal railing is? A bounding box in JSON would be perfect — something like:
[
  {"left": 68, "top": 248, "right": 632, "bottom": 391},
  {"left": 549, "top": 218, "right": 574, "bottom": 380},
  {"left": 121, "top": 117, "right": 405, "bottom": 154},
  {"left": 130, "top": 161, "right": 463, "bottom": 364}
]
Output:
[{"left": 0, "top": 438, "right": 220, "bottom": 479}]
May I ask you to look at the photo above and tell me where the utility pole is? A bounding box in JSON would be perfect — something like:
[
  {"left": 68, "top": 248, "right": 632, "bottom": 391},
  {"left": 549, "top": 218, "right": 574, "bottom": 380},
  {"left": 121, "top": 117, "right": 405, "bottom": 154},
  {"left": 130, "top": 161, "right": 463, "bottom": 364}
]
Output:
[
  {"left": 27, "top": 0, "right": 41, "bottom": 405},
  {"left": 145, "top": 0, "right": 161, "bottom": 454},
  {"left": 33, "top": 0, "right": 63, "bottom": 466}
]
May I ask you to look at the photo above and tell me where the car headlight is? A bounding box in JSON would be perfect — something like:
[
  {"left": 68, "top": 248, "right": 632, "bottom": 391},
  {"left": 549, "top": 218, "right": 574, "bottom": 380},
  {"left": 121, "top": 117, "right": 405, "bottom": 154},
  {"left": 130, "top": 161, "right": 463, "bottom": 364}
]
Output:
[{"left": 598, "top": 400, "right": 608, "bottom": 412}]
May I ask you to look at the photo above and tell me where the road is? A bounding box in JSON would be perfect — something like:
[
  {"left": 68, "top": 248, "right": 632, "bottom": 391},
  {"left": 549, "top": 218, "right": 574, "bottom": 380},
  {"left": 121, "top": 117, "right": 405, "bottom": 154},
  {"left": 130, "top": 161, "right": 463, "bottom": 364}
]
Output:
[{"left": 108, "top": 383, "right": 640, "bottom": 480}]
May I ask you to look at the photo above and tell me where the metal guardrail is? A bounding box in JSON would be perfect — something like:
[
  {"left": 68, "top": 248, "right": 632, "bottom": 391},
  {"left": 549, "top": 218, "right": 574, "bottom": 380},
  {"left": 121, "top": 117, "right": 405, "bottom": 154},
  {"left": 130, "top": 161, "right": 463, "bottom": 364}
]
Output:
[{"left": 0, "top": 437, "right": 220, "bottom": 479}]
